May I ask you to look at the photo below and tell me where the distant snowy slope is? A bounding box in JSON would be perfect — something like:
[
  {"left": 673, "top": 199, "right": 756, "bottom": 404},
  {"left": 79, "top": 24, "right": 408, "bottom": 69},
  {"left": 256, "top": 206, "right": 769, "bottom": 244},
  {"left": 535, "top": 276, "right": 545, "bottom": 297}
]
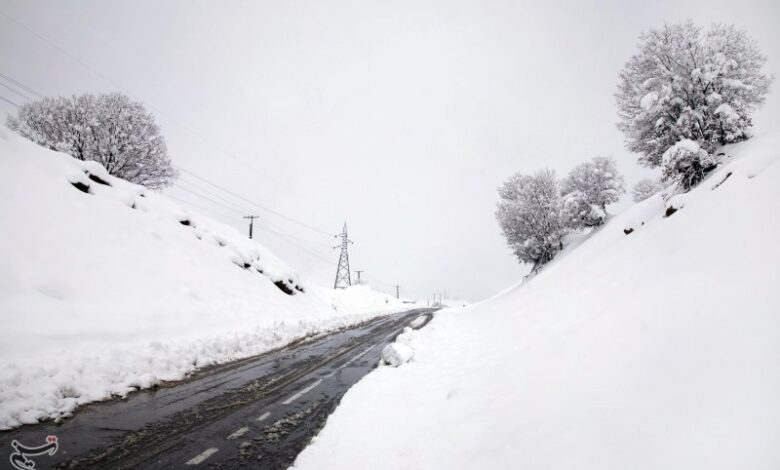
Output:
[
  {"left": 293, "top": 131, "right": 780, "bottom": 470},
  {"left": 0, "top": 125, "right": 404, "bottom": 430}
]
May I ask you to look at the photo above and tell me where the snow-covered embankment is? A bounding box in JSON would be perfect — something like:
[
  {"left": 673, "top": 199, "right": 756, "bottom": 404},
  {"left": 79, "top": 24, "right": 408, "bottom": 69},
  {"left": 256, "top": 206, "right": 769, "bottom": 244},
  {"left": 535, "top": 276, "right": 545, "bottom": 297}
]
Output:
[
  {"left": 293, "top": 131, "right": 780, "bottom": 470},
  {"left": 0, "top": 126, "right": 404, "bottom": 430}
]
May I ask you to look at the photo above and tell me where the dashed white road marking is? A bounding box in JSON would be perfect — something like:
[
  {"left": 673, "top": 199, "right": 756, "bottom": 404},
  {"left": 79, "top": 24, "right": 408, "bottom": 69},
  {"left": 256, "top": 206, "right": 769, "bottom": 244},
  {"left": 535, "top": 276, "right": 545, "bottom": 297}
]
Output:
[
  {"left": 325, "top": 345, "right": 378, "bottom": 378},
  {"left": 185, "top": 447, "right": 219, "bottom": 465},
  {"left": 324, "top": 345, "right": 374, "bottom": 378},
  {"left": 227, "top": 426, "right": 250, "bottom": 440},
  {"left": 282, "top": 379, "right": 323, "bottom": 405},
  {"left": 344, "top": 346, "right": 374, "bottom": 366},
  {"left": 256, "top": 411, "right": 271, "bottom": 422}
]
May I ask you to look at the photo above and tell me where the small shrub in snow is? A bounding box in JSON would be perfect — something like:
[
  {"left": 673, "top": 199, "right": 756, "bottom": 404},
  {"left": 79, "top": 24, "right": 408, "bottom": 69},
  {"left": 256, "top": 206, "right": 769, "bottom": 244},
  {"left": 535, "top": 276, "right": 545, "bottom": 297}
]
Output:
[
  {"left": 616, "top": 21, "right": 772, "bottom": 169},
  {"left": 631, "top": 178, "right": 663, "bottom": 202},
  {"left": 560, "top": 157, "right": 624, "bottom": 226},
  {"left": 662, "top": 139, "right": 718, "bottom": 190},
  {"left": 496, "top": 169, "right": 568, "bottom": 268},
  {"left": 7, "top": 93, "right": 177, "bottom": 189}
]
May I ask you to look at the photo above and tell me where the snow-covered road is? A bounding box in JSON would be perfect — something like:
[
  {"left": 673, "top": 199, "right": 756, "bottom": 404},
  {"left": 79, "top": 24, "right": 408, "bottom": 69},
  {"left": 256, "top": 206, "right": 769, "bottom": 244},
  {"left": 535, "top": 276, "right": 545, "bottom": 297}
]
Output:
[{"left": 0, "top": 308, "right": 435, "bottom": 470}]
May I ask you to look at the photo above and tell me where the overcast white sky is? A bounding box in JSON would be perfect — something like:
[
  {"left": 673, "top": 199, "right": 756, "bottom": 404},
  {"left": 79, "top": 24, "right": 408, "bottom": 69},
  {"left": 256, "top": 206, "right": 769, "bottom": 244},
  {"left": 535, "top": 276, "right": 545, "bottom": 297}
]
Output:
[{"left": 1, "top": 0, "right": 778, "bottom": 301}]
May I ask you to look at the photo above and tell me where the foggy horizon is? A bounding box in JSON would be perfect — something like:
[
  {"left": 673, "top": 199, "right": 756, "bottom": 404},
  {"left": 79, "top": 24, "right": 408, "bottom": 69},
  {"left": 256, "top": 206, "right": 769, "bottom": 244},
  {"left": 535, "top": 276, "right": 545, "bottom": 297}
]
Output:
[{"left": 2, "top": 0, "right": 778, "bottom": 300}]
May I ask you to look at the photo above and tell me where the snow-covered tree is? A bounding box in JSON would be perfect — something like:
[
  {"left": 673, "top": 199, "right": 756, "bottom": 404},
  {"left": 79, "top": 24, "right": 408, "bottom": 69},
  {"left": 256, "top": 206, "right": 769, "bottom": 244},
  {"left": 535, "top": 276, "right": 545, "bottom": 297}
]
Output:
[
  {"left": 496, "top": 169, "right": 569, "bottom": 268},
  {"left": 631, "top": 178, "right": 663, "bottom": 202},
  {"left": 560, "top": 156, "right": 624, "bottom": 226},
  {"left": 661, "top": 139, "right": 718, "bottom": 190},
  {"left": 561, "top": 190, "right": 606, "bottom": 228},
  {"left": 7, "top": 93, "right": 177, "bottom": 189},
  {"left": 616, "top": 21, "right": 772, "bottom": 168}
]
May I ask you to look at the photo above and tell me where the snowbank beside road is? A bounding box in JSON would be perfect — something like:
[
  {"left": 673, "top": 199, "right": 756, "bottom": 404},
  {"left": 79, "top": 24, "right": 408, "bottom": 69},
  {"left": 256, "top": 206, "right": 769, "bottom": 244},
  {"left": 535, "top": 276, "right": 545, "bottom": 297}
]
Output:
[
  {"left": 438, "top": 298, "right": 470, "bottom": 308},
  {"left": 0, "top": 126, "right": 404, "bottom": 430},
  {"left": 380, "top": 342, "right": 414, "bottom": 367},
  {"left": 293, "top": 131, "right": 780, "bottom": 470}
]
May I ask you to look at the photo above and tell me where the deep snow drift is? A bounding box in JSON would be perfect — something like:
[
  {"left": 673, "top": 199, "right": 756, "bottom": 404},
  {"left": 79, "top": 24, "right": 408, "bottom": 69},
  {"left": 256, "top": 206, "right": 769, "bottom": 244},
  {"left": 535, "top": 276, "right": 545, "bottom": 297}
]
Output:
[
  {"left": 0, "top": 126, "right": 404, "bottom": 430},
  {"left": 293, "top": 131, "right": 780, "bottom": 470}
]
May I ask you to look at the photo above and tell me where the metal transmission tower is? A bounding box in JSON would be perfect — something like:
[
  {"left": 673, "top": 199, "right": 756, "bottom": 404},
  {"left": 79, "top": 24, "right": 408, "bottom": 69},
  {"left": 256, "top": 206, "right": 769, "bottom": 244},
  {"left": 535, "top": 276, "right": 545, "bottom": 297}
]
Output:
[{"left": 333, "top": 222, "right": 353, "bottom": 289}]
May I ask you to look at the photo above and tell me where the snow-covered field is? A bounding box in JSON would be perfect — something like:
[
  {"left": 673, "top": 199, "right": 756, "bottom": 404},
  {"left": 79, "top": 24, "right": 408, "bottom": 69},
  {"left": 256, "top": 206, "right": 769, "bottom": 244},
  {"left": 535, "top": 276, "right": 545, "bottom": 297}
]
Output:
[
  {"left": 293, "top": 131, "right": 780, "bottom": 469},
  {"left": 0, "top": 126, "right": 405, "bottom": 430}
]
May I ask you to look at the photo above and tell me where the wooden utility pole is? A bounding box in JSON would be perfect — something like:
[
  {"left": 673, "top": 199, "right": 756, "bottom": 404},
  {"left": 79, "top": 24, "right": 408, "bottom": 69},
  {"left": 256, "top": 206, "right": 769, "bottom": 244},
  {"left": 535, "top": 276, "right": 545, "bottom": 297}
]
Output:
[{"left": 243, "top": 215, "right": 259, "bottom": 239}]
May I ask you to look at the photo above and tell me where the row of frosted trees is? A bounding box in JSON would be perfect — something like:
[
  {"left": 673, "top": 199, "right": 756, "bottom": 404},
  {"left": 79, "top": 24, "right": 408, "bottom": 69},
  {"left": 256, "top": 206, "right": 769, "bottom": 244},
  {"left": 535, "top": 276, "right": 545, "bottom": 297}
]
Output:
[{"left": 497, "top": 21, "right": 772, "bottom": 269}]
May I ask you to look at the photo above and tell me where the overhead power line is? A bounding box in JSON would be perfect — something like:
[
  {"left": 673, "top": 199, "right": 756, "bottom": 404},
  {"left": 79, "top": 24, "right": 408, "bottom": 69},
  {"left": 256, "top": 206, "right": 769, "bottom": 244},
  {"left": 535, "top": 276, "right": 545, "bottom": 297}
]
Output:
[
  {"left": 0, "top": 95, "right": 20, "bottom": 107},
  {"left": 262, "top": 228, "right": 334, "bottom": 264},
  {"left": 169, "top": 183, "right": 250, "bottom": 216},
  {"left": 299, "top": 256, "right": 332, "bottom": 276},
  {"left": 0, "top": 10, "right": 125, "bottom": 94},
  {"left": 0, "top": 9, "right": 339, "bottom": 262},
  {"left": 164, "top": 194, "right": 241, "bottom": 223},
  {"left": 257, "top": 218, "right": 333, "bottom": 251},
  {"left": 176, "top": 177, "right": 252, "bottom": 214},
  {"left": 0, "top": 81, "right": 33, "bottom": 101},
  {"left": 0, "top": 71, "right": 44, "bottom": 98},
  {"left": 0, "top": 9, "right": 328, "bottom": 215},
  {"left": 176, "top": 166, "right": 333, "bottom": 236},
  {"left": 165, "top": 182, "right": 334, "bottom": 263},
  {"left": 173, "top": 170, "right": 336, "bottom": 253},
  {"left": 169, "top": 175, "right": 334, "bottom": 256},
  {"left": 165, "top": 193, "right": 333, "bottom": 264}
]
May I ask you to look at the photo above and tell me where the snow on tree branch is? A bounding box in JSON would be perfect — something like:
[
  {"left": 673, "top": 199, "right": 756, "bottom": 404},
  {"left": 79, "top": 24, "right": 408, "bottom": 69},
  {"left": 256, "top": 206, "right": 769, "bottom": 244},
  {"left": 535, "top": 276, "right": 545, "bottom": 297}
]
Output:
[
  {"left": 6, "top": 93, "right": 177, "bottom": 190},
  {"left": 616, "top": 21, "right": 772, "bottom": 170},
  {"left": 631, "top": 178, "right": 663, "bottom": 202},
  {"left": 496, "top": 160, "right": 626, "bottom": 268},
  {"left": 496, "top": 169, "right": 569, "bottom": 268},
  {"left": 560, "top": 157, "right": 625, "bottom": 226}
]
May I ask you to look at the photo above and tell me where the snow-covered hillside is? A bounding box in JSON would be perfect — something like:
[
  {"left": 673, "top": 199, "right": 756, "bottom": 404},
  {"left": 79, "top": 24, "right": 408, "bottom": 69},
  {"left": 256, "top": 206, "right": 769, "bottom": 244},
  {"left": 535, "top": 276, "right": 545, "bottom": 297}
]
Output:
[
  {"left": 293, "top": 131, "right": 780, "bottom": 469},
  {"left": 0, "top": 126, "right": 404, "bottom": 430}
]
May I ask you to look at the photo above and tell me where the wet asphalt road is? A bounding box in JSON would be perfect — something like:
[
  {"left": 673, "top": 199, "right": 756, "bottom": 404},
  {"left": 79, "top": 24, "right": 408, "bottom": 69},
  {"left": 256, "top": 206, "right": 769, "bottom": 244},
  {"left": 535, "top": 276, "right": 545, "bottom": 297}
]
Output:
[{"left": 0, "top": 308, "right": 436, "bottom": 470}]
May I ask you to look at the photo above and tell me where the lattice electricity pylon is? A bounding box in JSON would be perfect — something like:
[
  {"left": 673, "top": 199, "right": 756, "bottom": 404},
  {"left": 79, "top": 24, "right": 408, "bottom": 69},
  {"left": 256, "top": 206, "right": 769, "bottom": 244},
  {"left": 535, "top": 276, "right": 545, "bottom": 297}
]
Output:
[{"left": 333, "top": 222, "right": 353, "bottom": 289}]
